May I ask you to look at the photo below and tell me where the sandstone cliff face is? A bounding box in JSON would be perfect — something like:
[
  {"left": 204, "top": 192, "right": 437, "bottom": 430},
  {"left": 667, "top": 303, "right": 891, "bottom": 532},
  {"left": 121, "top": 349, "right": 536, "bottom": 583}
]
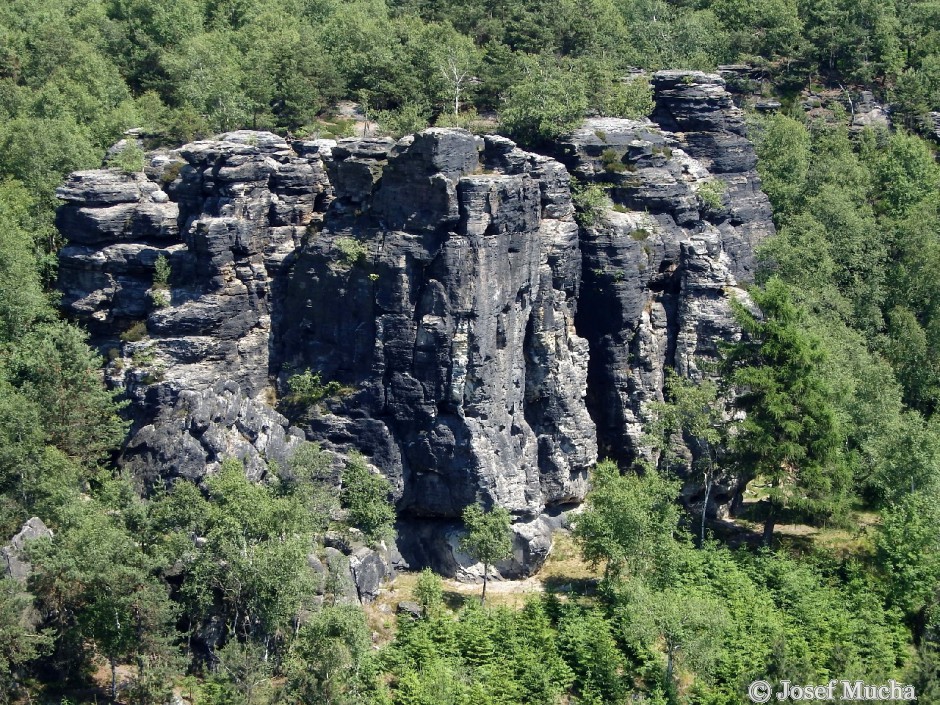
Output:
[
  {"left": 554, "top": 71, "right": 774, "bottom": 513},
  {"left": 55, "top": 71, "right": 774, "bottom": 574}
]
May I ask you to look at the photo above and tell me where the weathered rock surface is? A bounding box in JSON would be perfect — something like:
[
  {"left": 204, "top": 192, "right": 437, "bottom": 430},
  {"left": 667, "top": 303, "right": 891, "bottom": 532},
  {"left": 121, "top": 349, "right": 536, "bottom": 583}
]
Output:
[
  {"left": 276, "top": 128, "right": 596, "bottom": 575},
  {"left": 553, "top": 71, "right": 774, "bottom": 514},
  {"left": 2, "top": 517, "right": 53, "bottom": 581},
  {"left": 55, "top": 71, "right": 774, "bottom": 574},
  {"left": 349, "top": 546, "right": 395, "bottom": 603}
]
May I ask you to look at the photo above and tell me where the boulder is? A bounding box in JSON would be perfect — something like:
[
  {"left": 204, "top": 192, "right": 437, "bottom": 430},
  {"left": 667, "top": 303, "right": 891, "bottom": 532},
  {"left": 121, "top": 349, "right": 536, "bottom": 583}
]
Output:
[
  {"left": 348, "top": 546, "right": 394, "bottom": 603},
  {"left": 2, "top": 518, "right": 53, "bottom": 581}
]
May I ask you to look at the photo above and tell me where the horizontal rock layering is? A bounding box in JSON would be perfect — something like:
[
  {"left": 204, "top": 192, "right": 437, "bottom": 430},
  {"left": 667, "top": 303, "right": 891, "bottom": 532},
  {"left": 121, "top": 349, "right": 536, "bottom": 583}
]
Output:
[{"left": 56, "top": 71, "right": 774, "bottom": 576}]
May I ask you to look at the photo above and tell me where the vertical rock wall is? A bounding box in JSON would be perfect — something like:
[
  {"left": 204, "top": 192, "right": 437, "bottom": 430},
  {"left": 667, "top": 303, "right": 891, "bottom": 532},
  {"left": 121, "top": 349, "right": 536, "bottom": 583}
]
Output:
[
  {"left": 54, "top": 71, "right": 775, "bottom": 574},
  {"left": 555, "top": 71, "right": 774, "bottom": 512}
]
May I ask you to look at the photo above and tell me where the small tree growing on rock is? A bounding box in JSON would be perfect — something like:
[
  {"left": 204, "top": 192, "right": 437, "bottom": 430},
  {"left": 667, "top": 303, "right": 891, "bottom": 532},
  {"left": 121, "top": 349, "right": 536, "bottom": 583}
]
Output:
[
  {"left": 340, "top": 452, "right": 396, "bottom": 545},
  {"left": 459, "top": 503, "right": 513, "bottom": 604}
]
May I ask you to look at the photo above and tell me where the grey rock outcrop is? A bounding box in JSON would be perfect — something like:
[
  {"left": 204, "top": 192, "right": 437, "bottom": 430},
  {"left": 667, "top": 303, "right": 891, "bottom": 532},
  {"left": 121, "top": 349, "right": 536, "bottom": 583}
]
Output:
[
  {"left": 57, "top": 128, "right": 596, "bottom": 576},
  {"left": 349, "top": 546, "right": 395, "bottom": 603},
  {"left": 277, "top": 129, "right": 596, "bottom": 574},
  {"left": 2, "top": 517, "right": 53, "bottom": 581},
  {"left": 554, "top": 71, "right": 774, "bottom": 513},
  {"left": 55, "top": 71, "right": 774, "bottom": 574}
]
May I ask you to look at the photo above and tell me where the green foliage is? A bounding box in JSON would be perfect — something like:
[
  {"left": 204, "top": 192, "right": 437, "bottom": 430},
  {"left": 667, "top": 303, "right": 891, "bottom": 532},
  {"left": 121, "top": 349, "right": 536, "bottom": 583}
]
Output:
[
  {"left": 557, "top": 605, "right": 627, "bottom": 703},
  {"left": 696, "top": 178, "right": 727, "bottom": 211},
  {"left": 283, "top": 605, "right": 375, "bottom": 704},
  {"left": 617, "top": 579, "right": 729, "bottom": 691},
  {"left": 286, "top": 368, "right": 343, "bottom": 405},
  {"left": 201, "top": 639, "right": 274, "bottom": 705},
  {"left": 753, "top": 113, "right": 811, "bottom": 220},
  {"left": 574, "top": 459, "right": 682, "bottom": 584},
  {"left": 152, "top": 254, "right": 171, "bottom": 289},
  {"left": 874, "top": 489, "right": 940, "bottom": 620},
  {"left": 500, "top": 61, "right": 587, "bottom": 146},
  {"left": 120, "top": 320, "right": 149, "bottom": 343},
  {"left": 434, "top": 108, "right": 486, "bottom": 133},
  {"left": 334, "top": 236, "right": 368, "bottom": 266},
  {"left": 341, "top": 452, "right": 396, "bottom": 544},
  {"left": 0, "top": 0, "right": 937, "bottom": 700},
  {"left": 0, "top": 180, "right": 50, "bottom": 342},
  {"left": 5, "top": 322, "right": 129, "bottom": 467},
  {"left": 375, "top": 103, "right": 431, "bottom": 138},
  {"left": 28, "top": 497, "right": 181, "bottom": 690},
  {"left": 598, "top": 75, "right": 655, "bottom": 119},
  {"left": 459, "top": 503, "right": 513, "bottom": 603},
  {"left": 724, "top": 278, "right": 851, "bottom": 542},
  {"left": 0, "top": 577, "right": 52, "bottom": 702},
  {"left": 647, "top": 371, "right": 728, "bottom": 545},
  {"left": 600, "top": 148, "right": 628, "bottom": 173},
  {"left": 571, "top": 180, "right": 608, "bottom": 227},
  {"left": 111, "top": 139, "right": 146, "bottom": 173},
  {"left": 413, "top": 568, "right": 444, "bottom": 617},
  {"left": 150, "top": 290, "right": 169, "bottom": 309},
  {"left": 172, "top": 458, "right": 321, "bottom": 645}
]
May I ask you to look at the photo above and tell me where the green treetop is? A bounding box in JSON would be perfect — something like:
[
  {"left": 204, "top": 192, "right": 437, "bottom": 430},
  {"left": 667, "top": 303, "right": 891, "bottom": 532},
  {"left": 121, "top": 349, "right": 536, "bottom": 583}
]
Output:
[
  {"left": 459, "top": 502, "right": 513, "bottom": 604},
  {"left": 723, "top": 277, "right": 851, "bottom": 544}
]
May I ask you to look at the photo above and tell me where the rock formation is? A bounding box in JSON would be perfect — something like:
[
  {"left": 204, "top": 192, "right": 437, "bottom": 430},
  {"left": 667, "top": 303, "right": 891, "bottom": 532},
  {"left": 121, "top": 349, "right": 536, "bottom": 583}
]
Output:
[
  {"left": 2, "top": 517, "right": 53, "bottom": 581},
  {"left": 554, "top": 71, "right": 774, "bottom": 513},
  {"left": 55, "top": 71, "right": 775, "bottom": 576}
]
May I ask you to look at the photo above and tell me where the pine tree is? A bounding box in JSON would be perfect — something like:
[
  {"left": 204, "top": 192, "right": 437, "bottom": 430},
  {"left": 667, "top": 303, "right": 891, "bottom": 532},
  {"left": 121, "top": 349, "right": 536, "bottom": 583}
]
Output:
[{"left": 723, "top": 278, "right": 850, "bottom": 543}]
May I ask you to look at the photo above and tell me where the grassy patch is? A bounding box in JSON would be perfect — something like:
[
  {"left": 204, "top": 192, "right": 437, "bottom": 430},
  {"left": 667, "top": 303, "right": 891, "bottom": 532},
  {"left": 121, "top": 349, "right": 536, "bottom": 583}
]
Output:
[{"left": 601, "top": 148, "right": 629, "bottom": 173}]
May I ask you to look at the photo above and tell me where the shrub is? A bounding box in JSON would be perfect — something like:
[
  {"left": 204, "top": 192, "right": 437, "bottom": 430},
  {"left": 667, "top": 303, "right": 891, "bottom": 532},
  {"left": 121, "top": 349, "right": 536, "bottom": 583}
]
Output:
[
  {"left": 334, "top": 237, "right": 367, "bottom": 266},
  {"left": 696, "top": 179, "right": 726, "bottom": 211},
  {"left": 501, "top": 64, "right": 588, "bottom": 146},
  {"left": 120, "top": 320, "right": 148, "bottom": 343},
  {"left": 571, "top": 181, "right": 609, "bottom": 227},
  {"left": 151, "top": 290, "right": 169, "bottom": 309},
  {"left": 302, "top": 117, "right": 357, "bottom": 140},
  {"left": 413, "top": 568, "right": 444, "bottom": 616},
  {"left": 652, "top": 144, "right": 673, "bottom": 159},
  {"left": 153, "top": 255, "right": 171, "bottom": 289},
  {"left": 375, "top": 103, "right": 431, "bottom": 138},
  {"left": 435, "top": 108, "right": 487, "bottom": 134},
  {"left": 111, "top": 140, "right": 146, "bottom": 174},
  {"left": 341, "top": 452, "right": 395, "bottom": 544},
  {"left": 159, "top": 161, "right": 184, "bottom": 187},
  {"left": 287, "top": 369, "right": 343, "bottom": 405},
  {"left": 601, "top": 149, "right": 628, "bottom": 173},
  {"left": 599, "top": 76, "right": 655, "bottom": 119}
]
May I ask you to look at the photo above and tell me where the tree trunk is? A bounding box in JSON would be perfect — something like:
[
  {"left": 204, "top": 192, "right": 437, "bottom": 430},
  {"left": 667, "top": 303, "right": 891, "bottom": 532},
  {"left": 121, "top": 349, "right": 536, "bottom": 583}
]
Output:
[
  {"left": 111, "top": 657, "right": 117, "bottom": 701},
  {"left": 700, "top": 470, "right": 712, "bottom": 548},
  {"left": 763, "top": 499, "right": 778, "bottom": 546},
  {"left": 481, "top": 563, "right": 488, "bottom": 604}
]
